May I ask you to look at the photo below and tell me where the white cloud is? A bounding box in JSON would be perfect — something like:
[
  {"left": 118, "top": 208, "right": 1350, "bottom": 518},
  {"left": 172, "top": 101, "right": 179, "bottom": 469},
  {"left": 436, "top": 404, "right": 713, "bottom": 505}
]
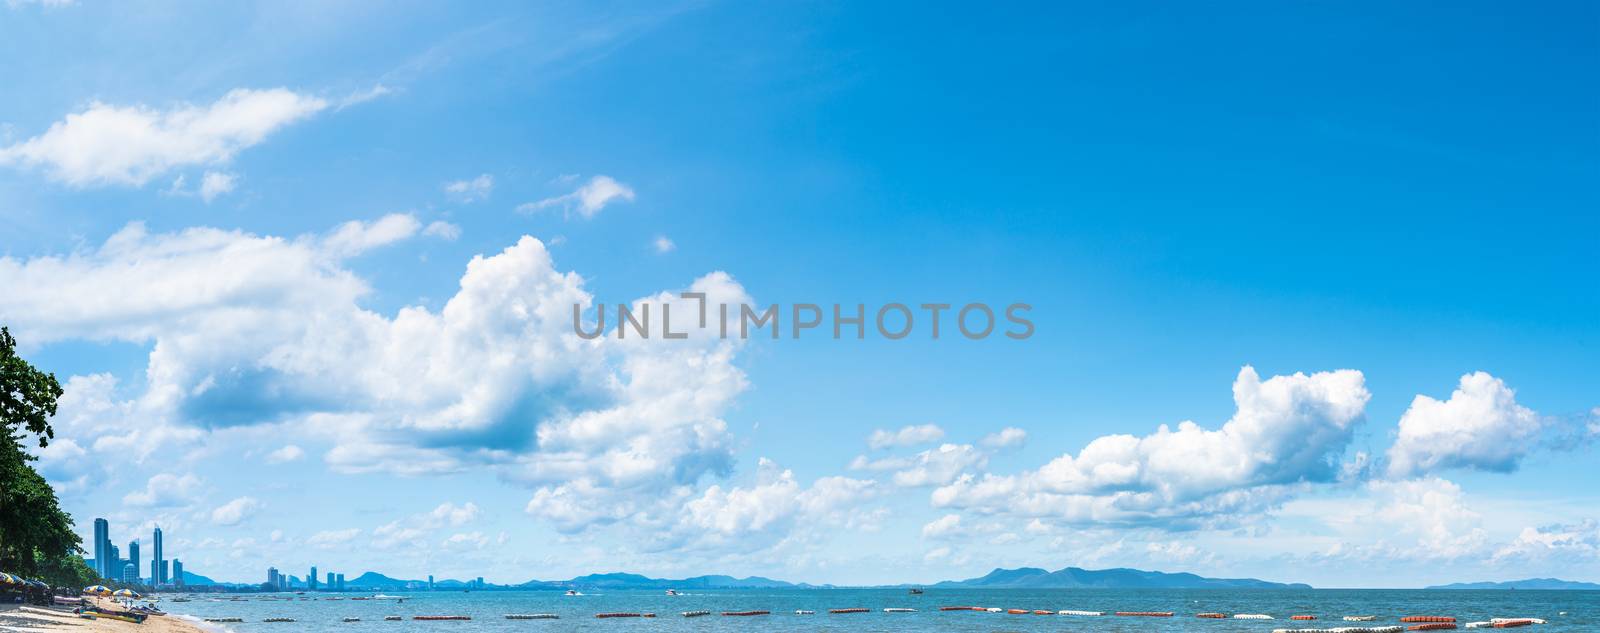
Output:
[
  {"left": 518, "top": 175, "right": 634, "bottom": 219},
  {"left": 980, "top": 427, "right": 1027, "bottom": 450},
  {"left": 308, "top": 528, "right": 361, "bottom": 548},
  {"left": 443, "top": 174, "right": 493, "bottom": 202},
  {"left": 337, "top": 84, "right": 392, "bottom": 110},
  {"left": 123, "top": 473, "right": 203, "bottom": 508},
  {"left": 1365, "top": 477, "right": 1487, "bottom": 560},
  {"left": 931, "top": 366, "right": 1369, "bottom": 528},
  {"left": 1386, "top": 372, "right": 1543, "bottom": 478},
  {"left": 199, "top": 171, "right": 236, "bottom": 202},
  {"left": 423, "top": 221, "right": 462, "bottom": 241},
  {"left": 1495, "top": 519, "right": 1599, "bottom": 563},
  {"left": 264, "top": 445, "right": 305, "bottom": 464},
  {"left": 868, "top": 424, "right": 945, "bottom": 450},
  {"left": 668, "top": 458, "right": 879, "bottom": 549},
  {"left": 427, "top": 502, "right": 481, "bottom": 527},
  {"left": 921, "top": 514, "right": 966, "bottom": 539},
  {"left": 653, "top": 236, "right": 675, "bottom": 253},
  {"left": 0, "top": 88, "right": 327, "bottom": 186},
  {"left": 211, "top": 496, "right": 263, "bottom": 526},
  {"left": 442, "top": 531, "right": 489, "bottom": 549},
  {"left": 322, "top": 213, "right": 423, "bottom": 258},
  {"left": 889, "top": 443, "right": 987, "bottom": 487}
]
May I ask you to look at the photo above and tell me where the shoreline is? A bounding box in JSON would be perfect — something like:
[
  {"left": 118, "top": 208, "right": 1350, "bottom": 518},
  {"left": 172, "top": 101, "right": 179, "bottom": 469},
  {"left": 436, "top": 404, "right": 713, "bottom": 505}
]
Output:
[{"left": 0, "top": 600, "right": 208, "bottom": 633}]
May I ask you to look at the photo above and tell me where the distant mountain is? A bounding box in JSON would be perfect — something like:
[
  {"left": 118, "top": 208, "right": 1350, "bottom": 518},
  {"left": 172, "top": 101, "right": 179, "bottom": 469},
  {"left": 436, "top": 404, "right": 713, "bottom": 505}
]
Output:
[
  {"left": 346, "top": 572, "right": 475, "bottom": 590},
  {"left": 932, "top": 567, "right": 1310, "bottom": 589},
  {"left": 518, "top": 572, "right": 815, "bottom": 590},
  {"left": 1427, "top": 578, "right": 1600, "bottom": 590},
  {"left": 180, "top": 570, "right": 216, "bottom": 586}
]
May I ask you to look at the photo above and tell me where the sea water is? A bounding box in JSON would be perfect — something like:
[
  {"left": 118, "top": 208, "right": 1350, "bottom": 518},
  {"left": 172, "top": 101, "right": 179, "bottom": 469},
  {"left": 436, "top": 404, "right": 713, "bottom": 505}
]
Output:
[{"left": 164, "top": 588, "right": 1598, "bottom": 632}]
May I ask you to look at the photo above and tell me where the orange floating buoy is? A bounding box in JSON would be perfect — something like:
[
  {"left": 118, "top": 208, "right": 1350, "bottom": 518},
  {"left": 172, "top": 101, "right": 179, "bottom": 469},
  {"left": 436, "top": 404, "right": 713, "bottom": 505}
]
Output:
[
  {"left": 1006, "top": 609, "right": 1028, "bottom": 614},
  {"left": 1032, "top": 610, "right": 1051, "bottom": 615},
  {"left": 1196, "top": 612, "right": 1226, "bottom": 618},
  {"left": 1402, "top": 616, "right": 1457, "bottom": 623},
  {"left": 1292, "top": 614, "right": 1317, "bottom": 620},
  {"left": 1407, "top": 624, "right": 1458, "bottom": 631},
  {"left": 1493, "top": 622, "right": 1535, "bottom": 629},
  {"left": 595, "top": 613, "right": 645, "bottom": 619}
]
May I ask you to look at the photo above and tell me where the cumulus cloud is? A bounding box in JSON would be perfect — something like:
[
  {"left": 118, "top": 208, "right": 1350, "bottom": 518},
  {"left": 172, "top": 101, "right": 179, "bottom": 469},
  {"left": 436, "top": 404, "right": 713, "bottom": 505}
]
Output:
[
  {"left": 199, "top": 171, "right": 236, "bottom": 202},
  {"left": 1495, "top": 519, "right": 1599, "bottom": 563},
  {"left": 668, "top": 458, "right": 879, "bottom": 549},
  {"left": 931, "top": 366, "right": 1369, "bottom": 528},
  {"left": 423, "top": 221, "right": 462, "bottom": 240},
  {"left": 980, "top": 427, "right": 1027, "bottom": 450},
  {"left": 0, "top": 88, "right": 326, "bottom": 186},
  {"left": 1365, "top": 477, "right": 1487, "bottom": 560},
  {"left": 921, "top": 514, "right": 965, "bottom": 539},
  {"left": 264, "top": 445, "right": 305, "bottom": 464},
  {"left": 211, "top": 496, "right": 262, "bottom": 526},
  {"left": 123, "top": 473, "right": 203, "bottom": 508},
  {"left": 653, "top": 236, "right": 675, "bottom": 253},
  {"left": 518, "top": 175, "right": 634, "bottom": 219},
  {"left": 868, "top": 424, "right": 945, "bottom": 450},
  {"left": 444, "top": 174, "right": 493, "bottom": 202},
  {"left": 1386, "top": 372, "right": 1543, "bottom": 478},
  {"left": 322, "top": 213, "right": 423, "bottom": 258},
  {"left": 308, "top": 528, "right": 361, "bottom": 548}
]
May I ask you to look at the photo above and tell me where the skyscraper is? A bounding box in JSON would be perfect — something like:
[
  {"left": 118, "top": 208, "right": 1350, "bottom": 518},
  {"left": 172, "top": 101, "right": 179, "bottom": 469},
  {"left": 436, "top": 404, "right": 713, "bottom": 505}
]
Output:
[
  {"left": 151, "top": 526, "right": 165, "bottom": 585},
  {"left": 268, "top": 567, "right": 279, "bottom": 590},
  {"left": 309, "top": 566, "right": 318, "bottom": 590},
  {"left": 108, "top": 543, "right": 120, "bottom": 577},
  {"left": 172, "top": 560, "right": 184, "bottom": 587},
  {"left": 127, "top": 540, "right": 140, "bottom": 584},
  {"left": 336, "top": 573, "right": 345, "bottom": 591},
  {"left": 93, "top": 518, "right": 109, "bottom": 579},
  {"left": 427, "top": 575, "right": 434, "bottom": 591},
  {"left": 121, "top": 563, "right": 138, "bottom": 584},
  {"left": 326, "top": 571, "right": 335, "bottom": 591}
]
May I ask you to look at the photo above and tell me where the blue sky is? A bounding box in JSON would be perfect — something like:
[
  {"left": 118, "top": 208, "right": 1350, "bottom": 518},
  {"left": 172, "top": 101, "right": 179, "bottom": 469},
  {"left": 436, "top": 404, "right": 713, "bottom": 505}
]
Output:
[{"left": 1, "top": 1, "right": 1596, "bottom": 589}]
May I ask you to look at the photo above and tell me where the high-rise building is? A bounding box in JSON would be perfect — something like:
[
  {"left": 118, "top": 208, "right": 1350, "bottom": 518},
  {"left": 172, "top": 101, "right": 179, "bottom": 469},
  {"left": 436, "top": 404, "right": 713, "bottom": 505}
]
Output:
[
  {"left": 127, "top": 540, "right": 140, "bottom": 584},
  {"left": 122, "top": 563, "right": 138, "bottom": 584},
  {"left": 427, "top": 575, "right": 434, "bottom": 591},
  {"left": 172, "top": 560, "right": 184, "bottom": 587},
  {"left": 326, "top": 571, "right": 335, "bottom": 591},
  {"left": 151, "top": 526, "right": 165, "bottom": 585},
  {"left": 108, "top": 543, "right": 120, "bottom": 577},
  {"left": 267, "top": 567, "right": 280, "bottom": 590},
  {"left": 93, "top": 518, "right": 109, "bottom": 579},
  {"left": 336, "top": 573, "right": 345, "bottom": 591},
  {"left": 309, "top": 566, "right": 318, "bottom": 590}
]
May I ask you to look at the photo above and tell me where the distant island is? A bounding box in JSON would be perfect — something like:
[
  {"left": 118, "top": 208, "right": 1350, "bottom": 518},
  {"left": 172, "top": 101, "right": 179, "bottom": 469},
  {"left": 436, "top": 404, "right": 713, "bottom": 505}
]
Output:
[
  {"left": 1426, "top": 578, "right": 1600, "bottom": 590},
  {"left": 931, "top": 566, "right": 1311, "bottom": 589},
  {"left": 323, "top": 567, "right": 1309, "bottom": 591}
]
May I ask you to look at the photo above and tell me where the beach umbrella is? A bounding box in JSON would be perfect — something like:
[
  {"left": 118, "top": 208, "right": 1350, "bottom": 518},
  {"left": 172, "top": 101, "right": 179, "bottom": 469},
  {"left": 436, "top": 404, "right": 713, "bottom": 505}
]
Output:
[
  {"left": 84, "top": 585, "right": 112, "bottom": 595},
  {"left": 0, "top": 572, "right": 17, "bottom": 585},
  {"left": 113, "top": 589, "right": 141, "bottom": 598}
]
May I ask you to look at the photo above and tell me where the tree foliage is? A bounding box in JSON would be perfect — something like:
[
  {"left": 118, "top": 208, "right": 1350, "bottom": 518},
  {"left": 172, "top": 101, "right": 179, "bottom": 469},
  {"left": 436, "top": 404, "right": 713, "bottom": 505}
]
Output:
[{"left": 0, "top": 326, "right": 81, "bottom": 579}]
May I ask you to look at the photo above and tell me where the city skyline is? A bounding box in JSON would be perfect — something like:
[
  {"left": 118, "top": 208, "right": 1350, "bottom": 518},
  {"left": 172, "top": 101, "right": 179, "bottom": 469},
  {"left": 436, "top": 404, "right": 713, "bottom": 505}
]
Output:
[{"left": 3, "top": 1, "right": 1596, "bottom": 588}]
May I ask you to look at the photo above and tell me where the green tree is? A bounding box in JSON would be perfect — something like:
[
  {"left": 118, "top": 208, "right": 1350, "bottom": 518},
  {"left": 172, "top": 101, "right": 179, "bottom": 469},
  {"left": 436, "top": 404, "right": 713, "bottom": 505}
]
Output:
[{"left": 1, "top": 326, "right": 81, "bottom": 583}]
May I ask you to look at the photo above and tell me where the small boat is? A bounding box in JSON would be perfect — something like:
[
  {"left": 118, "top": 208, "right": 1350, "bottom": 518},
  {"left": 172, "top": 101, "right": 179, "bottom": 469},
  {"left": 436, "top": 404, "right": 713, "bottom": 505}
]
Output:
[
  {"left": 665, "top": 589, "right": 679, "bottom": 596},
  {"left": 908, "top": 588, "right": 923, "bottom": 595},
  {"left": 564, "top": 589, "right": 581, "bottom": 596}
]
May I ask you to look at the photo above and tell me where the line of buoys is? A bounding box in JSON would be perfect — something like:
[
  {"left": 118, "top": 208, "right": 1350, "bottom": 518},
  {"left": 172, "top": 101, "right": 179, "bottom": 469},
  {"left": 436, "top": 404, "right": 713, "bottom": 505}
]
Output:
[
  {"left": 1293, "top": 615, "right": 1318, "bottom": 620},
  {"left": 1006, "top": 608, "right": 1029, "bottom": 614},
  {"left": 1492, "top": 618, "right": 1544, "bottom": 625},
  {"left": 680, "top": 610, "right": 709, "bottom": 618},
  {"left": 1403, "top": 616, "right": 1457, "bottom": 623},
  {"left": 414, "top": 615, "right": 471, "bottom": 621},
  {"left": 829, "top": 608, "right": 869, "bottom": 614},
  {"left": 263, "top": 617, "right": 296, "bottom": 622},
  {"left": 594, "top": 613, "right": 654, "bottom": 618},
  {"left": 721, "top": 610, "right": 769, "bottom": 616},
  {"left": 1273, "top": 628, "right": 1403, "bottom": 633},
  {"left": 1059, "top": 610, "right": 1104, "bottom": 616},
  {"left": 1236, "top": 613, "right": 1276, "bottom": 619},
  {"left": 343, "top": 617, "right": 360, "bottom": 622},
  {"left": 505, "top": 613, "right": 559, "bottom": 619},
  {"left": 204, "top": 617, "right": 243, "bottom": 622},
  {"left": 1346, "top": 616, "right": 1379, "bottom": 621},
  {"left": 1408, "top": 624, "right": 1458, "bottom": 631},
  {"left": 984, "top": 607, "right": 1002, "bottom": 612},
  {"left": 1116, "top": 611, "right": 1175, "bottom": 617},
  {"left": 939, "top": 606, "right": 983, "bottom": 611},
  {"left": 1032, "top": 609, "right": 1053, "bottom": 615},
  {"left": 883, "top": 608, "right": 916, "bottom": 613},
  {"left": 794, "top": 610, "right": 815, "bottom": 615},
  {"left": 384, "top": 615, "right": 402, "bottom": 620},
  {"left": 1198, "top": 612, "right": 1227, "bottom": 618}
]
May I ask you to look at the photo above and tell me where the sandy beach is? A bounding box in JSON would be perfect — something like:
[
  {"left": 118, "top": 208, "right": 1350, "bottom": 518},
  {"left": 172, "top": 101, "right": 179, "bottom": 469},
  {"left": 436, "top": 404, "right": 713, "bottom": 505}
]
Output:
[{"left": 0, "top": 601, "right": 206, "bottom": 633}]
